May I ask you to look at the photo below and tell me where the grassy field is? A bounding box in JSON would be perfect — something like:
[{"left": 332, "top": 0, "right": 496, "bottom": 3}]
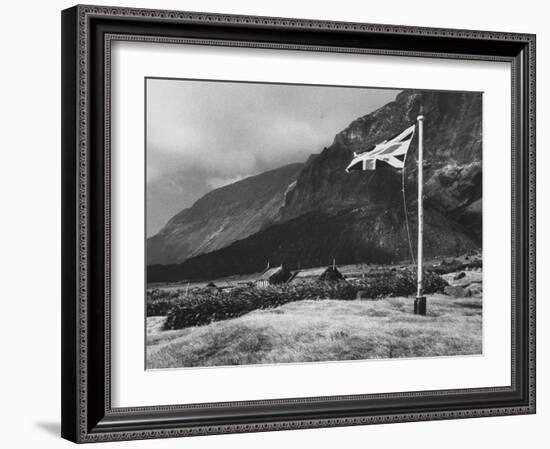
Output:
[{"left": 146, "top": 294, "right": 482, "bottom": 369}]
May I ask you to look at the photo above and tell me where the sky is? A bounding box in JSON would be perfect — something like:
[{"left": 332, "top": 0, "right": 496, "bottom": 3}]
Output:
[{"left": 146, "top": 78, "right": 399, "bottom": 236}]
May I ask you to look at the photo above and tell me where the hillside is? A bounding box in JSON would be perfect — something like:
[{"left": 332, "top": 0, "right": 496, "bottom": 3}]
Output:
[
  {"left": 148, "top": 205, "right": 477, "bottom": 283},
  {"left": 280, "top": 89, "right": 482, "bottom": 224},
  {"left": 147, "top": 162, "right": 304, "bottom": 265}
]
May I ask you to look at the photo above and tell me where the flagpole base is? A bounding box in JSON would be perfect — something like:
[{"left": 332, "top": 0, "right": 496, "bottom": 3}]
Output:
[{"left": 414, "top": 296, "right": 426, "bottom": 315}]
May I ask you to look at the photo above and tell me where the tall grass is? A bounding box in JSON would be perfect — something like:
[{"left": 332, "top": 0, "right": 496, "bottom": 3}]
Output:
[{"left": 147, "top": 295, "right": 482, "bottom": 368}]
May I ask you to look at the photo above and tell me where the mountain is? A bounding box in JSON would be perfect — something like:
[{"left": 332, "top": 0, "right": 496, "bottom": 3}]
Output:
[
  {"left": 147, "top": 163, "right": 304, "bottom": 265},
  {"left": 280, "top": 90, "right": 482, "bottom": 224},
  {"left": 148, "top": 89, "right": 482, "bottom": 282}
]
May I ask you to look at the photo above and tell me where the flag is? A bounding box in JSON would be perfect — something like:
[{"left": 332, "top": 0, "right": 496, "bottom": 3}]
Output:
[{"left": 345, "top": 124, "right": 415, "bottom": 172}]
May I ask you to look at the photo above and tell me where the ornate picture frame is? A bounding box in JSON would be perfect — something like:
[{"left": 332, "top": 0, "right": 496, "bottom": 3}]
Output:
[{"left": 61, "top": 4, "right": 535, "bottom": 443}]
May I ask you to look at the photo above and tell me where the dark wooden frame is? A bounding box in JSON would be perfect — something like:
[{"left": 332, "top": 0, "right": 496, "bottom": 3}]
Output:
[{"left": 61, "top": 4, "right": 536, "bottom": 443}]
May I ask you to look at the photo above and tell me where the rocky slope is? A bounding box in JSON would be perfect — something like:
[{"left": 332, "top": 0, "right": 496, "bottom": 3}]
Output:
[
  {"left": 147, "top": 163, "right": 304, "bottom": 265},
  {"left": 280, "top": 90, "right": 482, "bottom": 224},
  {"left": 148, "top": 207, "right": 477, "bottom": 283}
]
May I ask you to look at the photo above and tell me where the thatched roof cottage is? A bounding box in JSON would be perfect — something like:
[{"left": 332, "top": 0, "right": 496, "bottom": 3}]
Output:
[
  {"left": 255, "top": 263, "right": 293, "bottom": 288},
  {"left": 318, "top": 265, "right": 344, "bottom": 282}
]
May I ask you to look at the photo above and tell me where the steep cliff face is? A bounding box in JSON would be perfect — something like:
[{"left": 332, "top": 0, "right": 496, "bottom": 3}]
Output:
[
  {"left": 147, "top": 163, "right": 304, "bottom": 265},
  {"left": 148, "top": 89, "right": 483, "bottom": 281},
  {"left": 280, "top": 90, "right": 482, "bottom": 226}
]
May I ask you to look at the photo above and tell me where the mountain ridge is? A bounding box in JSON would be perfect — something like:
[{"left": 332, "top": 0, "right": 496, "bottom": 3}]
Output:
[{"left": 147, "top": 162, "right": 304, "bottom": 265}]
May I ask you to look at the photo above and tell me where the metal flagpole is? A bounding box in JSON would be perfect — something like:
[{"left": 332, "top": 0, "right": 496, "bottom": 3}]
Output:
[{"left": 414, "top": 115, "right": 427, "bottom": 315}]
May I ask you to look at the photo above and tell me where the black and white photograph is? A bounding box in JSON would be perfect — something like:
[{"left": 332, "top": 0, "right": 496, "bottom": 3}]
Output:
[
  {"left": 54, "top": 2, "right": 537, "bottom": 444},
  {"left": 145, "top": 79, "right": 483, "bottom": 369}
]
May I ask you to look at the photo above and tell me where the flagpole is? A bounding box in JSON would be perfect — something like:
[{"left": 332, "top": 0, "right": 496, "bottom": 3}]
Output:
[{"left": 414, "top": 115, "right": 427, "bottom": 316}]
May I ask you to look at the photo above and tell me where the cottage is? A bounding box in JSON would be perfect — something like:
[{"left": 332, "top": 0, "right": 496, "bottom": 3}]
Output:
[
  {"left": 255, "top": 263, "right": 293, "bottom": 288},
  {"left": 205, "top": 281, "right": 219, "bottom": 294},
  {"left": 318, "top": 265, "right": 344, "bottom": 282},
  {"left": 288, "top": 267, "right": 325, "bottom": 285}
]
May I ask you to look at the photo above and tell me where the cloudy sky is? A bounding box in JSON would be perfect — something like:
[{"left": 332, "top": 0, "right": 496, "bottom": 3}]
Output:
[{"left": 146, "top": 78, "right": 399, "bottom": 236}]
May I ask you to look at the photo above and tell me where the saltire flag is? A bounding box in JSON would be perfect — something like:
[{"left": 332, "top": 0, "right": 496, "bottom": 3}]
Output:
[{"left": 345, "top": 124, "right": 415, "bottom": 172}]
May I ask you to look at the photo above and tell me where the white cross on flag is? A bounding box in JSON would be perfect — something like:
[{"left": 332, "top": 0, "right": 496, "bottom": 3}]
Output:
[{"left": 345, "top": 124, "right": 416, "bottom": 172}]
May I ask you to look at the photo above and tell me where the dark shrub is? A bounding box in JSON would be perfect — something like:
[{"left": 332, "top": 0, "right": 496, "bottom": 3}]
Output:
[
  {"left": 146, "top": 288, "right": 187, "bottom": 316},
  {"left": 160, "top": 270, "right": 448, "bottom": 330}
]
